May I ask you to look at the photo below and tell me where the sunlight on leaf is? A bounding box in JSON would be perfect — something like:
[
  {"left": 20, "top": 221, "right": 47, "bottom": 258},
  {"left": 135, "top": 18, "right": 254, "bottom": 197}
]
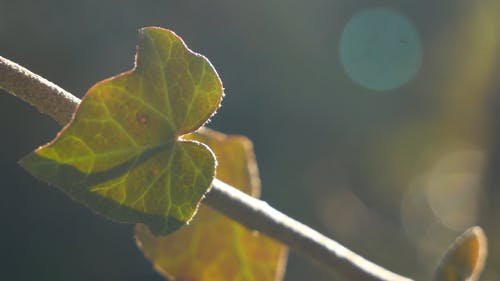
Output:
[
  {"left": 135, "top": 128, "right": 288, "bottom": 281},
  {"left": 433, "top": 226, "right": 487, "bottom": 281},
  {"left": 19, "top": 27, "right": 223, "bottom": 235}
]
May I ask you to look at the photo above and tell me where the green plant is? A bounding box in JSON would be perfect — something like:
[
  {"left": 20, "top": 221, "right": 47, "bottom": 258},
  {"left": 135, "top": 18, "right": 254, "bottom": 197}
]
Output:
[{"left": 0, "top": 27, "right": 488, "bottom": 281}]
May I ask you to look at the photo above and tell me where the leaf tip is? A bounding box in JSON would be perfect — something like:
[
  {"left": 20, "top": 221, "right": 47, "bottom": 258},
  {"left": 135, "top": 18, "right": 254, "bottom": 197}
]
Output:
[
  {"left": 434, "top": 225, "right": 488, "bottom": 281},
  {"left": 18, "top": 151, "right": 43, "bottom": 176}
]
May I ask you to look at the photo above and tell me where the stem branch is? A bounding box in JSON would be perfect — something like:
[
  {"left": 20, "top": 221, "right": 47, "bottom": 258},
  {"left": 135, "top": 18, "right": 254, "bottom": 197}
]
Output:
[{"left": 0, "top": 55, "right": 412, "bottom": 281}]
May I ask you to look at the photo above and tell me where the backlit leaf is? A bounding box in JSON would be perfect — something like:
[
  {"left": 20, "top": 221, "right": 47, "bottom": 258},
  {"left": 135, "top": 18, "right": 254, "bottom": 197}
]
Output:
[
  {"left": 135, "top": 128, "right": 288, "bottom": 281},
  {"left": 19, "top": 27, "right": 223, "bottom": 235},
  {"left": 434, "top": 226, "right": 487, "bottom": 281}
]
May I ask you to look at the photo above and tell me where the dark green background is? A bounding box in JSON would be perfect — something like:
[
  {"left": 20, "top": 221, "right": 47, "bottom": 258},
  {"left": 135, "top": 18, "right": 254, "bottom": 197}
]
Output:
[{"left": 1, "top": 1, "right": 500, "bottom": 280}]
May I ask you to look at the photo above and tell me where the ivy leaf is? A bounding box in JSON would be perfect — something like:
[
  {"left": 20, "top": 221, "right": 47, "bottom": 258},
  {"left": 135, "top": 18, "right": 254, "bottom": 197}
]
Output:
[
  {"left": 433, "top": 226, "right": 487, "bottom": 281},
  {"left": 19, "top": 27, "right": 223, "bottom": 235},
  {"left": 135, "top": 128, "right": 288, "bottom": 281}
]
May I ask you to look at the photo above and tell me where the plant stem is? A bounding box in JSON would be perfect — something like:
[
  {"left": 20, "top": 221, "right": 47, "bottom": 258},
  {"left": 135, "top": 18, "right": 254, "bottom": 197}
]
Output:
[
  {"left": 207, "top": 179, "right": 412, "bottom": 281},
  {"left": 0, "top": 55, "right": 413, "bottom": 281},
  {"left": 0, "top": 56, "right": 80, "bottom": 125}
]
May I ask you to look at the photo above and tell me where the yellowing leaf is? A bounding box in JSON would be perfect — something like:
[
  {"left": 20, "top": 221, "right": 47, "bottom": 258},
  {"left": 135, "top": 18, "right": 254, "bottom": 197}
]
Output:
[
  {"left": 434, "top": 226, "right": 487, "bottom": 281},
  {"left": 135, "top": 128, "right": 288, "bottom": 281},
  {"left": 19, "top": 27, "right": 223, "bottom": 235}
]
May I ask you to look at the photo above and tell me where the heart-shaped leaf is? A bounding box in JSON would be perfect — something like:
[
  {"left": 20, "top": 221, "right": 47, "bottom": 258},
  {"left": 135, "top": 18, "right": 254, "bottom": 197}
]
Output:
[
  {"left": 19, "top": 27, "right": 223, "bottom": 235},
  {"left": 433, "top": 226, "right": 487, "bottom": 281},
  {"left": 135, "top": 128, "right": 288, "bottom": 281}
]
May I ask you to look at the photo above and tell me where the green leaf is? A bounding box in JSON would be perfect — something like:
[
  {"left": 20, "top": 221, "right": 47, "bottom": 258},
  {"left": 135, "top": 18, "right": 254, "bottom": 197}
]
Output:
[
  {"left": 434, "top": 226, "right": 487, "bottom": 281},
  {"left": 19, "top": 27, "right": 223, "bottom": 235},
  {"left": 135, "top": 128, "right": 288, "bottom": 281}
]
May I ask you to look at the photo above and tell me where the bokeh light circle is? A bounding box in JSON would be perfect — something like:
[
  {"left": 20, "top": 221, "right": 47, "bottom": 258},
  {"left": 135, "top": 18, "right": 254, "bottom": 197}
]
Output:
[{"left": 339, "top": 8, "right": 422, "bottom": 91}]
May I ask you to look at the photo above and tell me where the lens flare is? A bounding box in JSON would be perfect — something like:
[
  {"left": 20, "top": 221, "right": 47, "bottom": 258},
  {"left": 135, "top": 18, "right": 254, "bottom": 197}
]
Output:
[{"left": 339, "top": 8, "right": 422, "bottom": 91}]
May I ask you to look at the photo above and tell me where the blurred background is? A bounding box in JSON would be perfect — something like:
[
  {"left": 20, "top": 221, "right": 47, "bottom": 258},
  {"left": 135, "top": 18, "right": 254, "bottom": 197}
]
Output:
[{"left": 1, "top": 0, "right": 500, "bottom": 280}]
